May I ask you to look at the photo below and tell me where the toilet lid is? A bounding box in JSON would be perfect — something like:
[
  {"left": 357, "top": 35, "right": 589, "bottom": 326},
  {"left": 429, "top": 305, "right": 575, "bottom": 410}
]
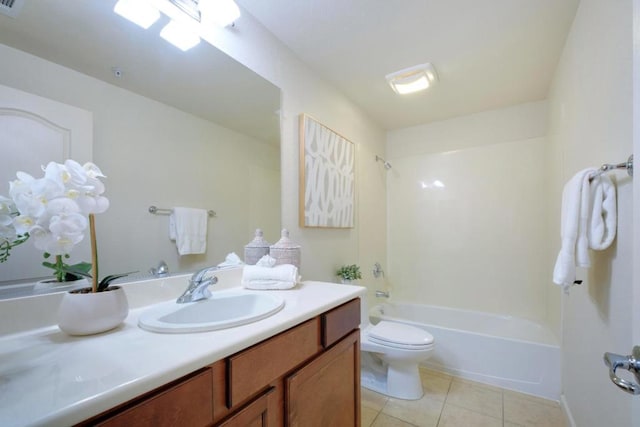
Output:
[{"left": 368, "top": 321, "right": 434, "bottom": 347}]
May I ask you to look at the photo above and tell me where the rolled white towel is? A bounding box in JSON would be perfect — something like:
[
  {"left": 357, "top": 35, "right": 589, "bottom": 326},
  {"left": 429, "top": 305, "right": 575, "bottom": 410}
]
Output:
[
  {"left": 587, "top": 174, "right": 617, "bottom": 250},
  {"left": 217, "top": 252, "right": 244, "bottom": 268},
  {"left": 256, "top": 254, "right": 277, "bottom": 267}
]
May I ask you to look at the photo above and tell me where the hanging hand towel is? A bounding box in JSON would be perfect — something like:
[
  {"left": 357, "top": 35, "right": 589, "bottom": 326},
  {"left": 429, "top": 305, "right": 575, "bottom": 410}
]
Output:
[
  {"left": 552, "top": 169, "right": 594, "bottom": 292},
  {"left": 171, "top": 207, "right": 208, "bottom": 256},
  {"left": 587, "top": 174, "right": 617, "bottom": 250}
]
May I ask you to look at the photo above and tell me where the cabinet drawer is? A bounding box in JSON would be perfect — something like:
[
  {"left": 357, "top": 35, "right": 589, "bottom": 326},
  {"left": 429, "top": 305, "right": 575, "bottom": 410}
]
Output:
[
  {"left": 228, "top": 317, "right": 320, "bottom": 407},
  {"left": 95, "top": 369, "right": 213, "bottom": 427},
  {"left": 322, "top": 298, "right": 360, "bottom": 348}
]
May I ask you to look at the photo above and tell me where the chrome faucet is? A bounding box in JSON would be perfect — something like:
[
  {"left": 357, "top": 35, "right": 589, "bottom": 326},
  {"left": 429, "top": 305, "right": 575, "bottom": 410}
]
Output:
[
  {"left": 373, "top": 262, "right": 385, "bottom": 278},
  {"left": 375, "top": 290, "right": 390, "bottom": 298},
  {"left": 176, "top": 267, "right": 218, "bottom": 304},
  {"left": 149, "top": 260, "right": 169, "bottom": 277}
]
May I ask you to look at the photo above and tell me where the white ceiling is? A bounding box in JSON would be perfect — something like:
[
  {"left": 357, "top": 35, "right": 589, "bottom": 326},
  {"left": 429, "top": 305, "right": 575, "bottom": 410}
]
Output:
[{"left": 236, "top": 0, "right": 580, "bottom": 130}]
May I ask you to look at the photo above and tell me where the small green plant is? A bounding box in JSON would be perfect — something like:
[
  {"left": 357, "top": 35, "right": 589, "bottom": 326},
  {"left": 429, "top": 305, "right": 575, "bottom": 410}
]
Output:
[
  {"left": 336, "top": 264, "right": 362, "bottom": 281},
  {"left": 42, "top": 253, "right": 92, "bottom": 282}
]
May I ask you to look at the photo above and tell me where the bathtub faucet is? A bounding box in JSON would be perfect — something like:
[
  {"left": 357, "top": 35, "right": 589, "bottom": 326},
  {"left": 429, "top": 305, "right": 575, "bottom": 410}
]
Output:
[
  {"left": 375, "top": 290, "right": 390, "bottom": 298},
  {"left": 373, "top": 262, "right": 385, "bottom": 278}
]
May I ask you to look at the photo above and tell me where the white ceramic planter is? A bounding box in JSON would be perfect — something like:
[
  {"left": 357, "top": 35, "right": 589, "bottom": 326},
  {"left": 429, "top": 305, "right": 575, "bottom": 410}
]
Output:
[{"left": 57, "top": 286, "right": 129, "bottom": 336}]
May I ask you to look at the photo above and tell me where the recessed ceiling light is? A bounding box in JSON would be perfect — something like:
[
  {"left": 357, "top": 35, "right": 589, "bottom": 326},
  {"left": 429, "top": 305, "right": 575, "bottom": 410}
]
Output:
[
  {"left": 160, "top": 19, "right": 201, "bottom": 51},
  {"left": 198, "top": 0, "right": 241, "bottom": 27},
  {"left": 386, "top": 63, "right": 438, "bottom": 95},
  {"left": 113, "top": 0, "right": 160, "bottom": 29}
]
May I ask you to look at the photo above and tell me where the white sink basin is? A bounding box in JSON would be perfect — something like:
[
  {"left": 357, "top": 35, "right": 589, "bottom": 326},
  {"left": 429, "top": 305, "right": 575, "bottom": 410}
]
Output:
[{"left": 138, "top": 291, "right": 285, "bottom": 333}]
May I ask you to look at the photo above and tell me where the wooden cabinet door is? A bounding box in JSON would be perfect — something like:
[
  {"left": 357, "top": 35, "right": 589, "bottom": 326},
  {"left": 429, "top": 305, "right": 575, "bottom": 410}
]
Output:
[
  {"left": 285, "top": 330, "right": 360, "bottom": 427},
  {"left": 217, "top": 388, "right": 274, "bottom": 427}
]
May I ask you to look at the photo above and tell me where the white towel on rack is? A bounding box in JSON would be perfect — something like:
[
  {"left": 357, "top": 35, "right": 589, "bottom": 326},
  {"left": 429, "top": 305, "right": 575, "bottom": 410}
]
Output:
[
  {"left": 553, "top": 169, "right": 618, "bottom": 292},
  {"left": 553, "top": 169, "right": 594, "bottom": 292},
  {"left": 587, "top": 174, "right": 617, "bottom": 250},
  {"left": 170, "top": 207, "right": 208, "bottom": 256}
]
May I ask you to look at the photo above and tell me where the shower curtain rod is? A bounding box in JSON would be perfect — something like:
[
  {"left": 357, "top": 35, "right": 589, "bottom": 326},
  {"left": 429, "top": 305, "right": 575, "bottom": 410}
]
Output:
[{"left": 589, "top": 154, "right": 633, "bottom": 181}]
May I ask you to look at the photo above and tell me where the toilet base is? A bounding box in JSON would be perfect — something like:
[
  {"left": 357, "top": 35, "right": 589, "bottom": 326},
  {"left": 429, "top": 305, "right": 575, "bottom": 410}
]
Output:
[{"left": 361, "top": 352, "right": 424, "bottom": 400}]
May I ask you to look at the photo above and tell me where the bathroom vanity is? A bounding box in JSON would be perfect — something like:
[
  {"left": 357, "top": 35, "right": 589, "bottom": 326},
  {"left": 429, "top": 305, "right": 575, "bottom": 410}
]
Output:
[{"left": 0, "top": 269, "right": 365, "bottom": 427}]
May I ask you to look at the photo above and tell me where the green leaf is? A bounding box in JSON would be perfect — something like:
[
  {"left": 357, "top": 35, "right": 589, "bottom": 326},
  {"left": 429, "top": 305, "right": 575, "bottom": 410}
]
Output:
[
  {"left": 69, "top": 261, "right": 92, "bottom": 274},
  {"left": 61, "top": 267, "right": 92, "bottom": 279},
  {"left": 97, "top": 272, "right": 136, "bottom": 292}
]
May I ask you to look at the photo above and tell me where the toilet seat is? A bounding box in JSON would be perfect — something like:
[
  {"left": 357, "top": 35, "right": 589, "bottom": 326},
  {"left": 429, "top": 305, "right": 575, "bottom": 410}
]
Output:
[{"left": 367, "top": 321, "right": 434, "bottom": 350}]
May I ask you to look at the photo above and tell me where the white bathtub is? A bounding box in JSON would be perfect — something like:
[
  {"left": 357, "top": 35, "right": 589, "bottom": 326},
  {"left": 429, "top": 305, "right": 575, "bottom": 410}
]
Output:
[{"left": 369, "top": 302, "right": 561, "bottom": 400}]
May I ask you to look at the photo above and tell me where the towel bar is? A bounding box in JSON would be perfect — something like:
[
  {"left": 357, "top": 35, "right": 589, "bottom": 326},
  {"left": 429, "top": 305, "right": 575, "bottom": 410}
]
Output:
[
  {"left": 148, "top": 205, "right": 216, "bottom": 218},
  {"left": 589, "top": 154, "right": 633, "bottom": 182}
]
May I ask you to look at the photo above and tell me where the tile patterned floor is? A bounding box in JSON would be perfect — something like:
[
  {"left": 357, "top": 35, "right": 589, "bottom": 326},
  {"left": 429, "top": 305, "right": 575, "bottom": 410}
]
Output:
[{"left": 361, "top": 368, "right": 567, "bottom": 427}]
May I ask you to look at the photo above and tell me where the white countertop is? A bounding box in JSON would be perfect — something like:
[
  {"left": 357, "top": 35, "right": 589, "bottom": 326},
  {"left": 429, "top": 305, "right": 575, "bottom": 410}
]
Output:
[{"left": 0, "top": 269, "right": 365, "bottom": 427}]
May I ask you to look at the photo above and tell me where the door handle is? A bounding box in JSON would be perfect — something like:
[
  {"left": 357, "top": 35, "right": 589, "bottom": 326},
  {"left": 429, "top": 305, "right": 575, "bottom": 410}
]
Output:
[{"left": 603, "top": 346, "right": 640, "bottom": 395}]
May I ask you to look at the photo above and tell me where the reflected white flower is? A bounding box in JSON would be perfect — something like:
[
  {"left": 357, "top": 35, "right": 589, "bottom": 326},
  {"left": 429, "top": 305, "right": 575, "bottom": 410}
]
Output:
[{"left": 1, "top": 159, "right": 109, "bottom": 260}]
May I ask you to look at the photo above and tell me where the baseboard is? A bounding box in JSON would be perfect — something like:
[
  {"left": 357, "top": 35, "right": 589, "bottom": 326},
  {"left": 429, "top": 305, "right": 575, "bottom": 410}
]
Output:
[{"left": 560, "top": 394, "right": 577, "bottom": 427}]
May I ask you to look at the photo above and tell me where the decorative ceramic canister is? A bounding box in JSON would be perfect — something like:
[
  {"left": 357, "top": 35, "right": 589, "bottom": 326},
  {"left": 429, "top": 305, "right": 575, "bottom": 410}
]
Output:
[
  {"left": 244, "top": 229, "right": 271, "bottom": 265},
  {"left": 269, "top": 229, "right": 301, "bottom": 268}
]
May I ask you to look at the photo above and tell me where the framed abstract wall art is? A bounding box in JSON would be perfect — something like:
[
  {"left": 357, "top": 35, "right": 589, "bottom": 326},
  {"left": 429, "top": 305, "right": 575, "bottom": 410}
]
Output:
[{"left": 299, "top": 114, "right": 355, "bottom": 228}]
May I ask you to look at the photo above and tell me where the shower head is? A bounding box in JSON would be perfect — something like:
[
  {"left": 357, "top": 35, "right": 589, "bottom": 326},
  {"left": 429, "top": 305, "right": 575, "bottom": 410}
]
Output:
[{"left": 376, "top": 155, "right": 392, "bottom": 170}]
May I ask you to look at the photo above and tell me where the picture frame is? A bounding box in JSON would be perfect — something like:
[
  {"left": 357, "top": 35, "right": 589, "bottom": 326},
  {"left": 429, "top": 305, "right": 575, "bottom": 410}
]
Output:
[{"left": 299, "top": 114, "right": 355, "bottom": 228}]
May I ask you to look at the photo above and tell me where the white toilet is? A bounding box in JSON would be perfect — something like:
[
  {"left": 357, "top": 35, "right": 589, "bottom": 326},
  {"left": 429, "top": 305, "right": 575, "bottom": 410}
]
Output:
[{"left": 360, "top": 298, "right": 435, "bottom": 400}]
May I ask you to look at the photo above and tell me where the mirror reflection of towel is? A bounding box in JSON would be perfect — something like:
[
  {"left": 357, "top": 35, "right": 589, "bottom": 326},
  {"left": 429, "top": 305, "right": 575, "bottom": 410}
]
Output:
[{"left": 170, "top": 207, "right": 208, "bottom": 255}]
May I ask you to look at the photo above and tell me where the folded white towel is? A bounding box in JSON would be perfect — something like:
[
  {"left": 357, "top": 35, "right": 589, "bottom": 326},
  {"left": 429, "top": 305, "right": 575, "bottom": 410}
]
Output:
[
  {"left": 553, "top": 169, "right": 618, "bottom": 292},
  {"left": 587, "top": 174, "right": 617, "bottom": 250},
  {"left": 243, "top": 279, "right": 297, "bottom": 290},
  {"left": 171, "top": 207, "right": 208, "bottom": 256},
  {"left": 242, "top": 264, "right": 298, "bottom": 290}
]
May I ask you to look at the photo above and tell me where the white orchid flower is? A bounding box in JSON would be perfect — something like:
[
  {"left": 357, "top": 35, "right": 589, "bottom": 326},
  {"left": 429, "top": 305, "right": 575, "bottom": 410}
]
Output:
[
  {"left": 0, "top": 195, "right": 15, "bottom": 214},
  {"left": 72, "top": 176, "right": 109, "bottom": 214},
  {"left": 44, "top": 160, "right": 87, "bottom": 189},
  {"left": 31, "top": 210, "right": 87, "bottom": 255},
  {"left": 4, "top": 159, "right": 109, "bottom": 262},
  {"left": 83, "top": 162, "right": 106, "bottom": 179},
  {"left": 10, "top": 174, "right": 64, "bottom": 220},
  {"left": 12, "top": 214, "right": 37, "bottom": 235}
]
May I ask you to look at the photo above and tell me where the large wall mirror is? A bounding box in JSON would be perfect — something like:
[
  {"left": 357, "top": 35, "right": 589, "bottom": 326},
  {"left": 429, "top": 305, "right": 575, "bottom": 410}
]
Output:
[{"left": 0, "top": 0, "right": 281, "bottom": 294}]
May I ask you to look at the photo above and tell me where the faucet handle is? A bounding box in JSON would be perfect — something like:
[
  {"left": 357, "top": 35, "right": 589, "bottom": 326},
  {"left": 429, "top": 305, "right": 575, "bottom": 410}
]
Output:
[{"left": 373, "top": 262, "right": 385, "bottom": 278}]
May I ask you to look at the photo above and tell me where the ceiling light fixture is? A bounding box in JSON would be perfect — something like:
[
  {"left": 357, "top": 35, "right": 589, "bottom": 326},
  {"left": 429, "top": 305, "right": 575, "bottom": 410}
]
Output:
[
  {"left": 198, "top": 0, "right": 240, "bottom": 27},
  {"left": 386, "top": 63, "right": 438, "bottom": 95},
  {"left": 113, "top": 0, "right": 160, "bottom": 29},
  {"left": 160, "top": 19, "right": 201, "bottom": 51}
]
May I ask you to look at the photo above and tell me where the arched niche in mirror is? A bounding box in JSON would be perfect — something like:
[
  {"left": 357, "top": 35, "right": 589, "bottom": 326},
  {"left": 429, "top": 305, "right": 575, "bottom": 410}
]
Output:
[{"left": 0, "top": 85, "right": 93, "bottom": 284}]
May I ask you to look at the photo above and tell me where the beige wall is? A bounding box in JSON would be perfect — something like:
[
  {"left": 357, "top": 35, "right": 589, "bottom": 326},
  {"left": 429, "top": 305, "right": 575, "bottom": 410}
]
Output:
[
  {"left": 386, "top": 102, "right": 555, "bottom": 324},
  {"left": 206, "top": 9, "right": 388, "bottom": 290},
  {"left": 548, "top": 0, "right": 634, "bottom": 425},
  {"left": 0, "top": 43, "right": 280, "bottom": 278}
]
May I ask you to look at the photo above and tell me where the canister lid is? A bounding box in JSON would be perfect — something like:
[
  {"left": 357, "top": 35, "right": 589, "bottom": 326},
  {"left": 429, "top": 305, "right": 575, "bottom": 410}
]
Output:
[
  {"left": 270, "top": 229, "right": 300, "bottom": 249},
  {"left": 245, "top": 229, "right": 270, "bottom": 248}
]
